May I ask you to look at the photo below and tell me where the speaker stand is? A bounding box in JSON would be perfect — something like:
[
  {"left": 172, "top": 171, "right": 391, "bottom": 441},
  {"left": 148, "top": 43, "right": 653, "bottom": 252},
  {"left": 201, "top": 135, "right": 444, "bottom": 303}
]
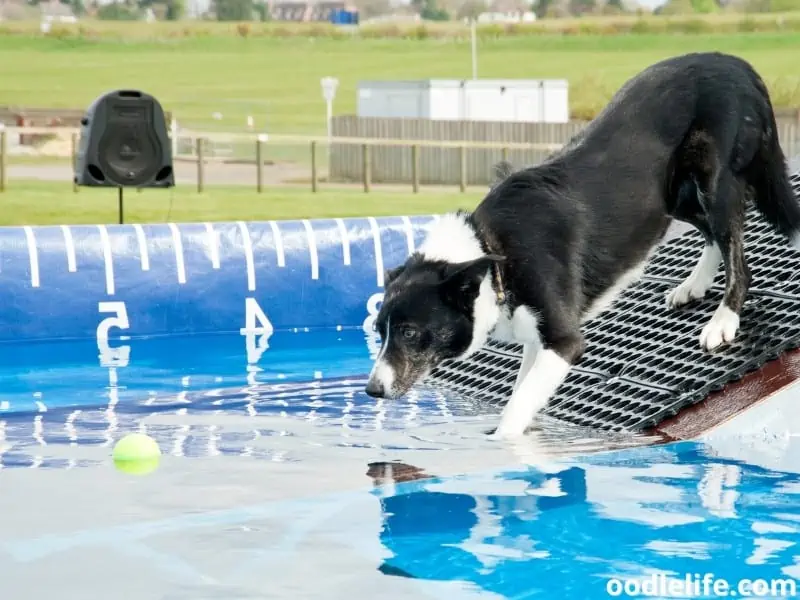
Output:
[{"left": 117, "top": 187, "right": 124, "bottom": 225}]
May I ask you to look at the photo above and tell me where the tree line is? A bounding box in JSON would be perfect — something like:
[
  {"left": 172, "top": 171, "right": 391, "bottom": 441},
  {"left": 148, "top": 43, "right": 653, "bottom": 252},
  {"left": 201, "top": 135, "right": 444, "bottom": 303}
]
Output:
[{"left": 28, "top": 0, "right": 799, "bottom": 22}]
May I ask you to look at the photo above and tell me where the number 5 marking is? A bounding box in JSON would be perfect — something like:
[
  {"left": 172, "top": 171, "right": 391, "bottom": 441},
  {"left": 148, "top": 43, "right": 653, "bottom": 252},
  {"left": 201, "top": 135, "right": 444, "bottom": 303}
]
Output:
[{"left": 97, "top": 301, "right": 131, "bottom": 367}]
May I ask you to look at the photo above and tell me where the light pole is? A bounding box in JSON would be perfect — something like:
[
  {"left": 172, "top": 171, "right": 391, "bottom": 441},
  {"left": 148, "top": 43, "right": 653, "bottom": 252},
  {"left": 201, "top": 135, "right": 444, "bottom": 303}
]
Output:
[
  {"left": 320, "top": 76, "right": 339, "bottom": 143},
  {"left": 471, "top": 18, "right": 478, "bottom": 80}
]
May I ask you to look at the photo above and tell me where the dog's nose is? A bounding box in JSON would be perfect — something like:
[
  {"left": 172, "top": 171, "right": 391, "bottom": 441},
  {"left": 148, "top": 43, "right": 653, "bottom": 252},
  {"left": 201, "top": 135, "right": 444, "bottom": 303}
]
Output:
[{"left": 365, "top": 379, "right": 385, "bottom": 398}]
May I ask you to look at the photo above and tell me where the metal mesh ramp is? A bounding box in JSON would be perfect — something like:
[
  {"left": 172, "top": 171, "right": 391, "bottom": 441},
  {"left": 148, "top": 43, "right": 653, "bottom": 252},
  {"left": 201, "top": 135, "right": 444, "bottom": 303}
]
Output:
[{"left": 425, "top": 170, "right": 800, "bottom": 432}]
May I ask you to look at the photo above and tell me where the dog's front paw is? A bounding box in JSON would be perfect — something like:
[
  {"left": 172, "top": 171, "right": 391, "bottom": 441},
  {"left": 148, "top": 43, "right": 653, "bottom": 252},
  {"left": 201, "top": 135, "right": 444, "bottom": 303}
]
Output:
[
  {"left": 699, "top": 305, "right": 740, "bottom": 351},
  {"left": 665, "top": 280, "right": 709, "bottom": 309}
]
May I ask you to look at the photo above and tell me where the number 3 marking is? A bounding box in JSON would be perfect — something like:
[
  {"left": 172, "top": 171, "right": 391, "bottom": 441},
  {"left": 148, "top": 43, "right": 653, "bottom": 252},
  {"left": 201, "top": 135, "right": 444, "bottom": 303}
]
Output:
[
  {"left": 362, "top": 292, "right": 383, "bottom": 333},
  {"left": 363, "top": 292, "right": 383, "bottom": 359}
]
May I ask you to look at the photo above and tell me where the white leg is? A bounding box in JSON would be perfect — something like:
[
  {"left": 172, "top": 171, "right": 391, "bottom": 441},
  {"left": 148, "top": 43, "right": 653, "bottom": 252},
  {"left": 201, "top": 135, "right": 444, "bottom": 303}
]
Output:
[
  {"left": 492, "top": 349, "right": 571, "bottom": 439},
  {"left": 512, "top": 343, "right": 537, "bottom": 394},
  {"left": 699, "top": 302, "right": 740, "bottom": 351},
  {"left": 665, "top": 243, "right": 721, "bottom": 309}
]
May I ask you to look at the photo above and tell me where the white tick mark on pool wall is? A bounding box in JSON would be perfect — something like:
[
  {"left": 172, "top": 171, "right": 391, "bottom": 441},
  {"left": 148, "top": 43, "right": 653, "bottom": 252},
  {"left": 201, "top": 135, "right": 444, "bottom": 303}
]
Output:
[
  {"left": 269, "top": 221, "right": 286, "bottom": 267},
  {"left": 96, "top": 225, "right": 115, "bottom": 296},
  {"left": 401, "top": 216, "right": 415, "bottom": 255},
  {"left": 367, "top": 217, "right": 385, "bottom": 287},
  {"left": 132, "top": 224, "right": 150, "bottom": 271},
  {"left": 237, "top": 221, "right": 256, "bottom": 292},
  {"left": 60, "top": 225, "right": 77, "bottom": 273},
  {"left": 302, "top": 220, "right": 320, "bottom": 280},
  {"left": 168, "top": 223, "right": 187, "bottom": 284},
  {"left": 204, "top": 222, "right": 220, "bottom": 269},
  {"left": 334, "top": 218, "right": 352, "bottom": 266},
  {"left": 22, "top": 226, "right": 40, "bottom": 288}
]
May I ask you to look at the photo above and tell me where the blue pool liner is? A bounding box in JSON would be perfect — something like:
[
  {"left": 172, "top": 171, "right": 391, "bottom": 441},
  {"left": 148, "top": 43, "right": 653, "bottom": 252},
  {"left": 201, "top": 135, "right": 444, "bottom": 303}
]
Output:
[{"left": 0, "top": 216, "right": 437, "bottom": 343}]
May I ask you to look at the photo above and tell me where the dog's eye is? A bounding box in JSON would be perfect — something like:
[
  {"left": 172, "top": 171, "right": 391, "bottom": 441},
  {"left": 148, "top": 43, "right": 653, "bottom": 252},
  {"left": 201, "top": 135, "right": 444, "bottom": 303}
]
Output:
[{"left": 401, "top": 326, "right": 418, "bottom": 340}]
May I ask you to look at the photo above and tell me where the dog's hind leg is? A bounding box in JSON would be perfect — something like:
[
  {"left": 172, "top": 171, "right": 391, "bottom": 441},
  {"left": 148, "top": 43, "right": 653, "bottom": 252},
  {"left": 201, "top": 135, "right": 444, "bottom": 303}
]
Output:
[
  {"left": 665, "top": 240, "right": 721, "bottom": 309},
  {"left": 698, "top": 169, "right": 751, "bottom": 351},
  {"left": 666, "top": 128, "right": 750, "bottom": 350},
  {"left": 666, "top": 132, "right": 724, "bottom": 309}
]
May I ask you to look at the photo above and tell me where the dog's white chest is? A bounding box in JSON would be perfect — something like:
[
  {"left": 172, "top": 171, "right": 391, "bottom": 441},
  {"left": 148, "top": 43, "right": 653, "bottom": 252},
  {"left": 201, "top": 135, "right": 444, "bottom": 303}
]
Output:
[
  {"left": 491, "top": 306, "right": 517, "bottom": 342},
  {"left": 490, "top": 305, "right": 541, "bottom": 345}
]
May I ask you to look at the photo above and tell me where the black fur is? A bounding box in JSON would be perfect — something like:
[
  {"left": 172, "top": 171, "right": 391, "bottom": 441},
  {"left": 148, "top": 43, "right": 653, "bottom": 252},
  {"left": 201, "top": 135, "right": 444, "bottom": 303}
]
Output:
[{"left": 366, "top": 52, "right": 799, "bottom": 402}]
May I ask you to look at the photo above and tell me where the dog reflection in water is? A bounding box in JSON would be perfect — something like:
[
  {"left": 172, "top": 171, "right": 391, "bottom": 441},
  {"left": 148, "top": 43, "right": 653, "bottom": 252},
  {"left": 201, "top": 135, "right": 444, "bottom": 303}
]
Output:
[
  {"left": 363, "top": 457, "right": 799, "bottom": 598},
  {"left": 365, "top": 461, "right": 587, "bottom": 586}
]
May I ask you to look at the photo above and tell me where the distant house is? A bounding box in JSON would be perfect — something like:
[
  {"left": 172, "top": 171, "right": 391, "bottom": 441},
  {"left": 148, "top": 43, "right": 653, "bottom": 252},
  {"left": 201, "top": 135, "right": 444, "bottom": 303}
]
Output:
[
  {"left": 269, "top": 0, "right": 357, "bottom": 21},
  {"left": 473, "top": 11, "right": 537, "bottom": 23},
  {"left": 39, "top": 0, "right": 78, "bottom": 21}
]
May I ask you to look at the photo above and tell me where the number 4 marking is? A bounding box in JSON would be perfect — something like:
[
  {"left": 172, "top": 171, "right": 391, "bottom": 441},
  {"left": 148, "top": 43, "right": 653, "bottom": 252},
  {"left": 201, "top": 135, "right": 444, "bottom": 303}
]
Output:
[{"left": 240, "top": 297, "right": 274, "bottom": 364}]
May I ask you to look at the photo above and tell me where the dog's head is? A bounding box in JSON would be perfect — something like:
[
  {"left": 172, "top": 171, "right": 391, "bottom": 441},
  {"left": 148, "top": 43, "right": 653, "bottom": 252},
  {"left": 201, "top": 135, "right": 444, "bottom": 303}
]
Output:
[{"left": 364, "top": 252, "right": 503, "bottom": 399}]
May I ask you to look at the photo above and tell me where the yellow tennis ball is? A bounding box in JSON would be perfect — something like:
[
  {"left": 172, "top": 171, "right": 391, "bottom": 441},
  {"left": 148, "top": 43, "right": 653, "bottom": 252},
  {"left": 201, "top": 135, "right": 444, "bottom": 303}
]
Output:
[{"left": 112, "top": 433, "right": 161, "bottom": 475}]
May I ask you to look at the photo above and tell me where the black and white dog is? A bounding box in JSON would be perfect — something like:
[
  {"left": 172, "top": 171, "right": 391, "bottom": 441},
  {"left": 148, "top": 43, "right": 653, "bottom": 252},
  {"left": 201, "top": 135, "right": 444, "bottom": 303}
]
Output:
[{"left": 365, "top": 52, "right": 800, "bottom": 438}]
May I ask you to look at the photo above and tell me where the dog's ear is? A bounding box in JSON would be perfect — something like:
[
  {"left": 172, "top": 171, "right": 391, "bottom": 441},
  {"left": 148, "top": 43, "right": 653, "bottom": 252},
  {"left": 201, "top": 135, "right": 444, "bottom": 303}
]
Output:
[
  {"left": 439, "top": 254, "right": 504, "bottom": 310},
  {"left": 490, "top": 160, "right": 514, "bottom": 190},
  {"left": 384, "top": 264, "right": 406, "bottom": 286}
]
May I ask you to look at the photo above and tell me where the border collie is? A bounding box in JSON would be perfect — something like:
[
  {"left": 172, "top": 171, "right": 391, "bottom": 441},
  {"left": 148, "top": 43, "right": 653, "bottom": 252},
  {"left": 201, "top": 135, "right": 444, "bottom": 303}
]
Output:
[{"left": 365, "top": 52, "right": 800, "bottom": 438}]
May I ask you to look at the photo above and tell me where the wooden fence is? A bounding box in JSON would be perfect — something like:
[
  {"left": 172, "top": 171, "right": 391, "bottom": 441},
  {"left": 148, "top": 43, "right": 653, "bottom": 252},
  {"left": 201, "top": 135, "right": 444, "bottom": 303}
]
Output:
[
  {"left": 329, "top": 115, "right": 800, "bottom": 186},
  {"left": 1, "top": 125, "right": 799, "bottom": 195},
  {"left": 330, "top": 115, "right": 587, "bottom": 186},
  {"left": 0, "top": 106, "right": 174, "bottom": 129},
  {"left": 1, "top": 127, "right": 589, "bottom": 193}
]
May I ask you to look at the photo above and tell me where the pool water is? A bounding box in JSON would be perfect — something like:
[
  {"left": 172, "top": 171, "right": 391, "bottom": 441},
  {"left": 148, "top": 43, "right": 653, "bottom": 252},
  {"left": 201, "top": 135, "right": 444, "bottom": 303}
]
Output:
[{"left": 1, "top": 331, "right": 799, "bottom": 599}]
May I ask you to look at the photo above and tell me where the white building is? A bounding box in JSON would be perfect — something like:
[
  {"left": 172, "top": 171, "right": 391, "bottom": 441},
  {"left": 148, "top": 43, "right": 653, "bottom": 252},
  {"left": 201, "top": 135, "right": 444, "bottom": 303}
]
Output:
[{"left": 357, "top": 79, "right": 569, "bottom": 124}]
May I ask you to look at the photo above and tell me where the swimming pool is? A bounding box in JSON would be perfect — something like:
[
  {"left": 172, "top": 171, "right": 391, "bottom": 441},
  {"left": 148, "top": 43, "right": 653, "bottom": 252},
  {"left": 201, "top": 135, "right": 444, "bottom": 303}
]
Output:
[{"left": 0, "top": 217, "right": 798, "bottom": 599}]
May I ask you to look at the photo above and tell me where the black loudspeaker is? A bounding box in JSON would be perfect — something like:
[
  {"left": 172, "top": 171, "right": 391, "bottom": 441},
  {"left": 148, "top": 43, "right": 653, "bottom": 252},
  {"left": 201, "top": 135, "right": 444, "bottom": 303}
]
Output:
[{"left": 74, "top": 89, "right": 174, "bottom": 188}]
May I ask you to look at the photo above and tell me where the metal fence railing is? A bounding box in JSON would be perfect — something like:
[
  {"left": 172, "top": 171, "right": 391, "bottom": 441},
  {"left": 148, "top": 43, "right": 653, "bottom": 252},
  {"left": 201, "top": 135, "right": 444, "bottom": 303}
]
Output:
[{"left": 0, "top": 126, "right": 565, "bottom": 194}]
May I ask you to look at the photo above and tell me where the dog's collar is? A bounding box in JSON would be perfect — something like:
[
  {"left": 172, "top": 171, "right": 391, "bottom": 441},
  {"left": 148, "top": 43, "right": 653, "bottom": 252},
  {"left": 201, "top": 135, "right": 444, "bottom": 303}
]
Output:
[
  {"left": 475, "top": 226, "right": 506, "bottom": 305},
  {"left": 491, "top": 261, "right": 507, "bottom": 305}
]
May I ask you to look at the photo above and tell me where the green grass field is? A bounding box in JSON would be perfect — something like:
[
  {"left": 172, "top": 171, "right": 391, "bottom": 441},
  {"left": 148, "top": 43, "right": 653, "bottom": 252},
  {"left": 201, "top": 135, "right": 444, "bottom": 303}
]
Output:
[
  {"left": 1, "top": 19, "right": 799, "bottom": 225},
  {"left": 0, "top": 27, "right": 798, "bottom": 132},
  {"left": 0, "top": 180, "right": 480, "bottom": 225}
]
